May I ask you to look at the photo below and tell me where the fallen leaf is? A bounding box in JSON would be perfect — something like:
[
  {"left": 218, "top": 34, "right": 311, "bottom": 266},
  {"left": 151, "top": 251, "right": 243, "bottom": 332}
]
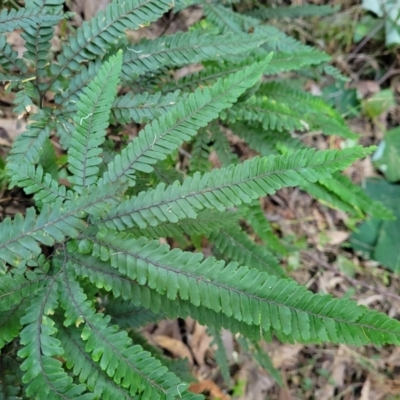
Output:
[
  {"left": 189, "top": 380, "right": 230, "bottom": 400},
  {"left": 152, "top": 335, "right": 193, "bottom": 364}
]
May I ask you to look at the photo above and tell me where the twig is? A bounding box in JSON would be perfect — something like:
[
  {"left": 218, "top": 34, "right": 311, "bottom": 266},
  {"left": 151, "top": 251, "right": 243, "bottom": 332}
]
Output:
[{"left": 302, "top": 250, "right": 400, "bottom": 302}]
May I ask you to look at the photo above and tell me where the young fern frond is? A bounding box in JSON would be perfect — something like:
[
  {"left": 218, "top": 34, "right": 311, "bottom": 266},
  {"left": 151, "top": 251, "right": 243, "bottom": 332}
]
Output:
[
  {"left": 58, "top": 271, "right": 201, "bottom": 400},
  {"left": 121, "top": 30, "right": 272, "bottom": 80},
  {"left": 97, "top": 147, "right": 372, "bottom": 231},
  {"left": 67, "top": 52, "right": 122, "bottom": 192},
  {"left": 99, "top": 56, "right": 271, "bottom": 187}
]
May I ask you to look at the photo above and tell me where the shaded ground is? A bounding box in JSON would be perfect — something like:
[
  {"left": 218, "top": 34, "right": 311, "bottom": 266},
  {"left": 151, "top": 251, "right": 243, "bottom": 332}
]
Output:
[{"left": 2, "top": 0, "right": 400, "bottom": 399}]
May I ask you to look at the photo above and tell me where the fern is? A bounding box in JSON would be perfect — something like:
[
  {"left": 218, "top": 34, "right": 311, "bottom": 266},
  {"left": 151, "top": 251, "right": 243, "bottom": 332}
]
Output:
[
  {"left": 248, "top": 4, "right": 338, "bottom": 20},
  {"left": 121, "top": 30, "right": 273, "bottom": 81},
  {"left": 1, "top": 0, "right": 398, "bottom": 398}
]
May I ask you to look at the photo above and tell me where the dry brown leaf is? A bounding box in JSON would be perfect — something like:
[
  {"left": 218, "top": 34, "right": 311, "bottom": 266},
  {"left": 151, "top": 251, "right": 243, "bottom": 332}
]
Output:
[
  {"left": 189, "top": 380, "right": 229, "bottom": 400},
  {"left": 188, "top": 321, "right": 212, "bottom": 367},
  {"left": 0, "top": 118, "right": 27, "bottom": 141},
  {"left": 326, "top": 230, "right": 350, "bottom": 246},
  {"left": 152, "top": 335, "right": 193, "bottom": 364},
  {"left": 360, "top": 377, "right": 371, "bottom": 400}
]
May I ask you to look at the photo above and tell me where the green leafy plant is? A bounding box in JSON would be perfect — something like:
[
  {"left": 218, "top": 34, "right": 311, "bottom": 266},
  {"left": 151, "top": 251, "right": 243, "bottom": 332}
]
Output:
[{"left": 0, "top": 1, "right": 398, "bottom": 399}]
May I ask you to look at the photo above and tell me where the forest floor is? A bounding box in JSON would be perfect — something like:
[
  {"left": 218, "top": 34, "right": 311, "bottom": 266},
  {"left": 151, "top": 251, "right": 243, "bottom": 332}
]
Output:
[{"left": 2, "top": 0, "right": 400, "bottom": 399}]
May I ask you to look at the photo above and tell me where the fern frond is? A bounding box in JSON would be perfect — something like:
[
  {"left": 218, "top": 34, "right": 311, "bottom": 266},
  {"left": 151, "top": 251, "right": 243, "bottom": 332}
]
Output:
[
  {"left": 98, "top": 147, "right": 372, "bottom": 230},
  {"left": 0, "top": 355, "right": 23, "bottom": 399},
  {"left": 319, "top": 173, "right": 395, "bottom": 220},
  {"left": 0, "top": 5, "right": 63, "bottom": 34},
  {"left": 224, "top": 95, "right": 308, "bottom": 132},
  {"left": 21, "top": 0, "right": 63, "bottom": 84},
  {"left": 244, "top": 202, "right": 288, "bottom": 255},
  {"left": 249, "top": 4, "right": 337, "bottom": 19},
  {"left": 189, "top": 127, "right": 212, "bottom": 173},
  {"left": 99, "top": 56, "right": 271, "bottom": 187},
  {"left": 207, "top": 122, "right": 239, "bottom": 167},
  {"left": 111, "top": 90, "right": 183, "bottom": 124},
  {"left": 88, "top": 230, "right": 400, "bottom": 345},
  {"left": 0, "top": 299, "right": 29, "bottom": 349},
  {"left": 233, "top": 122, "right": 393, "bottom": 219},
  {"left": 9, "top": 163, "right": 72, "bottom": 204},
  {"left": 0, "top": 35, "right": 27, "bottom": 73},
  {"left": 56, "top": 324, "right": 133, "bottom": 400},
  {"left": 0, "top": 183, "right": 121, "bottom": 267},
  {"left": 209, "top": 227, "right": 286, "bottom": 277},
  {"left": 107, "top": 299, "right": 165, "bottom": 329},
  {"left": 58, "top": 270, "right": 201, "bottom": 400},
  {"left": 121, "top": 30, "right": 272, "bottom": 80},
  {"left": 49, "top": 0, "right": 173, "bottom": 83},
  {"left": 204, "top": 4, "right": 312, "bottom": 53},
  {"left": 208, "top": 327, "right": 231, "bottom": 384},
  {"left": 67, "top": 51, "right": 122, "bottom": 191},
  {"left": 0, "top": 270, "right": 46, "bottom": 311},
  {"left": 7, "top": 124, "right": 50, "bottom": 184},
  {"left": 54, "top": 60, "right": 102, "bottom": 111},
  {"left": 237, "top": 336, "right": 282, "bottom": 386},
  {"left": 18, "top": 281, "right": 93, "bottom": 399},
  {"left": 256, "top": 82, "right": 356, "bottom": 138},
  {"left": 127, "top": 209, "right": 240, "bottom": 241}
]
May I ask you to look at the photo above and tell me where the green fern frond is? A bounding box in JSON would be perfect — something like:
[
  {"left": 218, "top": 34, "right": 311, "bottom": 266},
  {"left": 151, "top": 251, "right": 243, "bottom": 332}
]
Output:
[
  {"left": 99, "top": 56, "right": 271, "bottom": 187},
  {"left": 0, "top": 270, "right": 46, "bottom": 311},
  {"left": 189, "top": 127, "right": 212, "bottom": 173},
  {"left": 0, "top": 302, "right": 27, "bottom": 348},
  {"left": 0, "top": 35, "right": 27, "bottom": 73},
  {"left": 224, "top": 95, "right": 308, "bottom": 132},
  {"left": 7, "top": 117, "right": 50, "bottom": 182},
  {"left": 204, "top": 4, "right": 312, "bottom": 53},
  {"left": 208, "top": 327, "right": 231, "bottom": 384},
  {"left": 67, "top": 51, "right": 122, "bottom": 192},
  {"left": 0, "top": 4, "right": 63, "bottom": 34},
  {"left": 121, "top": 30, "right": 272, "bottom": 80},
  {"left": 54, "top": 60, "right": 102, "bottom": 111},
  {"left": 88, "top": 230, "right": 400, "bottom": 345},
  {"left": 58, "top": 270, "right": 201, "bottom": 400},
  {"left": 248, "top": 4, "right": 338, "bottom": 19},
  {"left": 49, "top": 0, "right": 173, "bottom": 84},
  {"left": 56, "top": 324, "right": 133, "bottom": 400},
  {"left": 111, "top": 90, "right": 183, "bottom": 124},
  {"left": 106, "top": 298, "right": 165, "bottom": 329},
  {"left": 207, "top": 122, "right": 239, "bottom": 167},
  {"left": 9, "top": 163, "right": 72, "bottom": 204},
  {"left": 319, "top": 173, "right": 395, "bottom": 220},
  {"left": 126, "top": 209, "right": 240, "bottom": 241},
  {"left": 256, "top": 82, "right": 356, "bottom": 138},
  {"left": 237, "top": 336, "right": 282, "bottom": 386},
  {"left": 21, "top": 0, "right": 63, "bottom": 85},
  {"left": 232, "top": 122, "right": 393, "bottom": 220},
  {"left": 98, "top": 147, "right": 372, "bottom": 230},
  {"left": 18, "top": 281, "right": 93, "bottom": 399},
  {"left": 265, "top": 51, "right": 331, "bottom": 74},
  {"left": 0, "top": 183, "right": 122, "bottom": 267},
  {"left": 244, "top": 202, "right": 288, "bottom": 255},
  {"left": 209, "top": 227, "right": 286, "bottom": 277}
]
